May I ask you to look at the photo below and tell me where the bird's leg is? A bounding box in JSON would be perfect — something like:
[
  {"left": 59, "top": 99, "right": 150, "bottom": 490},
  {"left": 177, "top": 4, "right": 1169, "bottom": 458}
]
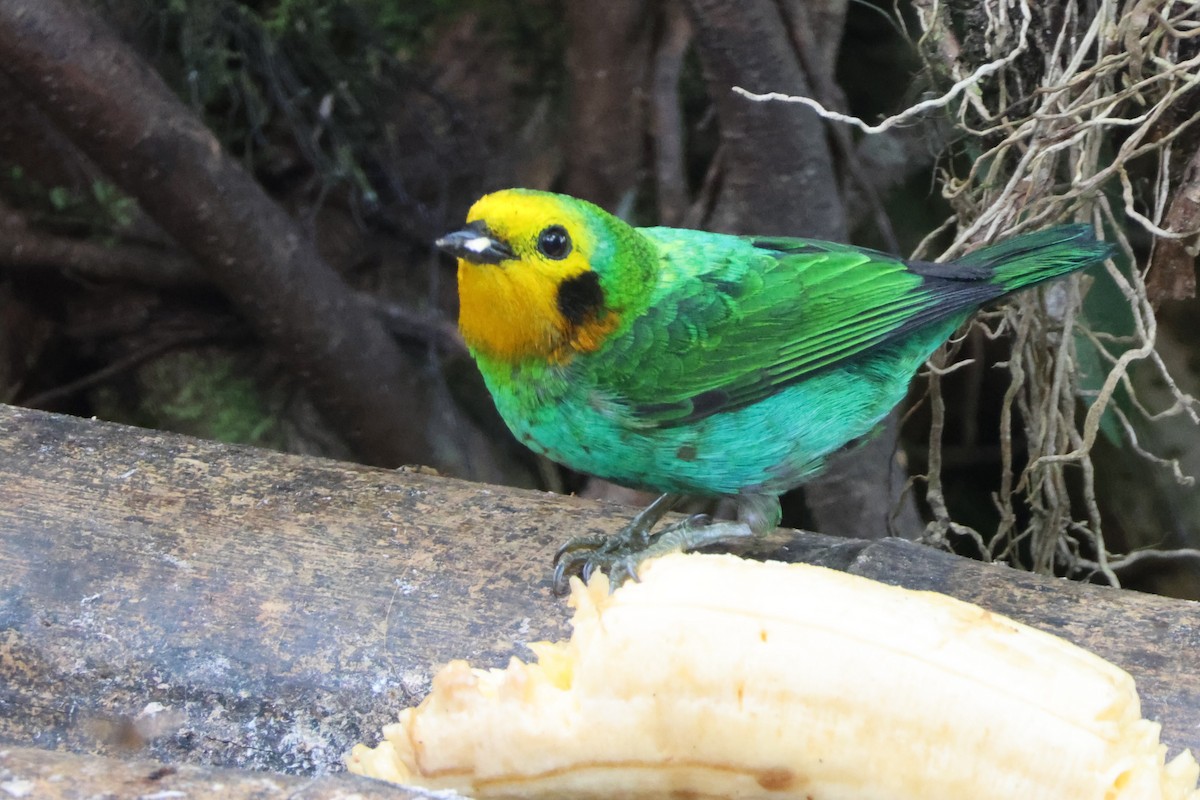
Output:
[
  {"left": 644, "top": 492, "right": 780, "bottom": 556},
  {"left": 552, "top": 492, "right": 781, "bottom": 594}
]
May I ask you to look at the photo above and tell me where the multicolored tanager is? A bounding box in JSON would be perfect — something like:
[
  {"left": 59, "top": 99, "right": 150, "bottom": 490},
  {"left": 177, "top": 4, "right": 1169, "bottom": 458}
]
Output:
[{"left": 436, "top": 189, "right": 1112, "bottom": 589}]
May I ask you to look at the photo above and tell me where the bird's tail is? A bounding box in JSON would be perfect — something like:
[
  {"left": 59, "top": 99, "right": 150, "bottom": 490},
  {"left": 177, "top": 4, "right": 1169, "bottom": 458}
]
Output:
[{"left": 953, "top": 224, "right": 1113, "bottom": 293}]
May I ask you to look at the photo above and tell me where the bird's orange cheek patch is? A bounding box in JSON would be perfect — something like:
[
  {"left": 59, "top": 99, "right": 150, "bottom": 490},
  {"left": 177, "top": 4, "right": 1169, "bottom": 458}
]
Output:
[{"left": 563, "top": 312, "right": 622, "bottom": 358}]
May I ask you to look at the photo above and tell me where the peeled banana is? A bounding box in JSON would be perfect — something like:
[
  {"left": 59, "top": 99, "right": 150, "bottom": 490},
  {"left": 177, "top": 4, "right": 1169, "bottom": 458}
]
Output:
[{"left": 347, "top": 553, "right": 1199, "bottom": 800}]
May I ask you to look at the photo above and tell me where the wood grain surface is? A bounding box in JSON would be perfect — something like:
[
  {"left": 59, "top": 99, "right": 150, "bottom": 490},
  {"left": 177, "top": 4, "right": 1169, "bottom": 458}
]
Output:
[{"left": 1, "top": 402, "right": 1198, "bottom": 794}]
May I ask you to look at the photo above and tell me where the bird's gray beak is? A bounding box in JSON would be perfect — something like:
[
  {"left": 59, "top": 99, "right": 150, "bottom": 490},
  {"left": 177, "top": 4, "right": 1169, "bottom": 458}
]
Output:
[{"left": 436, "top": 221, "right": 515, "bottom": 264}]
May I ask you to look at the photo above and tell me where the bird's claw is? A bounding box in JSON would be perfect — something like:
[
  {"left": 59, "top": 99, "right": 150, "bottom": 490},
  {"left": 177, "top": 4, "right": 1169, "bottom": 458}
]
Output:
[
  {"left": 553, "top": 533, "right": 611, "bottom": 564},
  {"left": 549, "top": 493, "right": 748, "bottom": 594},
  {"left": 551, "top": 509, "right": 713, "bottom": 595},
  {"left": 552, "top": 528, "right": 650, "bottom": 595}
]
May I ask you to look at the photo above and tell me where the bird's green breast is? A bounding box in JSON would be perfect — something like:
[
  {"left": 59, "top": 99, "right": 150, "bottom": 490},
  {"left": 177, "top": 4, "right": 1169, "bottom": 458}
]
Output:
[
  {"left": 471, "top": 226, "right": 966, "bottom": 496},
  {"left": 474, "top": 311, "right": 962, "bottom": 498}
]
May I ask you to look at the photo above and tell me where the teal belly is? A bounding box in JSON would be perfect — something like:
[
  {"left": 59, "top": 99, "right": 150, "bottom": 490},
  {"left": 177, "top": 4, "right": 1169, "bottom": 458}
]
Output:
[{"left": 488, "top": 325, "right": 953, "bottom": 497}]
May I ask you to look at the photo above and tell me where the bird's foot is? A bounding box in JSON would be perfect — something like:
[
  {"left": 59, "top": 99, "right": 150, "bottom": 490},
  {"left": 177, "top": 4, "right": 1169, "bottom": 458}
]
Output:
[
  {"left": 553, "top": 505, "right": 755, "bottom": 594},
  {"left": 553, "top": 492, "right": 780, "bottom": 594},
  {"left": 552, "top": 512, "right": 707, "bottom": 593},
  {"left": 553, "top": 493, "right": 678, "bottom": 593}
]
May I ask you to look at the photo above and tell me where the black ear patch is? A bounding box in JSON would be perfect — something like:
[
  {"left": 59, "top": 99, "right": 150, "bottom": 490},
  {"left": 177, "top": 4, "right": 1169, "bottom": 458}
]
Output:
[{"left": 556, "top": 271, "right": 605, "bottom": 326}]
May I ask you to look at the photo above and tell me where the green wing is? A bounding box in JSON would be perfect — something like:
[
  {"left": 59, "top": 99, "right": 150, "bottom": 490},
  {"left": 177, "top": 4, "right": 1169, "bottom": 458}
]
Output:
[{"left": 593, "top": 229, "right": 999, "bottom": 427}]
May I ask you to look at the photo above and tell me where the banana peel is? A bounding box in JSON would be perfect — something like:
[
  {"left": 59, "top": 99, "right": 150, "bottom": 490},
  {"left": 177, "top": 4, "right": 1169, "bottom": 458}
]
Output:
[{"left": 348, "top": 553, "right": 1200, "bottom": 800}]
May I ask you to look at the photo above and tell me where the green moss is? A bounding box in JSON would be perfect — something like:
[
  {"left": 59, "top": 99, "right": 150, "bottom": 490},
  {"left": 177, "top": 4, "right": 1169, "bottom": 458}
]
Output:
[
  {"left": 2, "top": 168, "right": 136, "bottom": 238},
  {"left": 95, "top": 350, "right": 282, "bottom": 447}
]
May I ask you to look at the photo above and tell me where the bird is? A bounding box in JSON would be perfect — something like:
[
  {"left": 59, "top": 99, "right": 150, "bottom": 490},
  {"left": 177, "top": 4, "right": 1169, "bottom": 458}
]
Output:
[{"left": 436, "top": 189, "right": 1113, "bottom": 591}]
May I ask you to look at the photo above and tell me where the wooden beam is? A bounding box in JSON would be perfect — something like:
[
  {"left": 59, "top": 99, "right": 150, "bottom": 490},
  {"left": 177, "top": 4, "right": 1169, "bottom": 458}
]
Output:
[{"left": 1, "top": 403, "right": 1198, "bottom": 793}]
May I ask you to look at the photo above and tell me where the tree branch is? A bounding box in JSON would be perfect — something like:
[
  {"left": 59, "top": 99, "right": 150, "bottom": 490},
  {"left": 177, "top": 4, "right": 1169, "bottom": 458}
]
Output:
[
  {"left": 0, "top": 198, "right": 204, "bottom": 287},
  {"left": 0, "top": 0, "right": 454, "bottom": 470}
]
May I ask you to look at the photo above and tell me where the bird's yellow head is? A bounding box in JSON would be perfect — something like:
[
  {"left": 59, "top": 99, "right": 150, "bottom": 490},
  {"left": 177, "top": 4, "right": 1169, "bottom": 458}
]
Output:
[{"left": 438, "top": 189, "right": 654, "bottom": 364}]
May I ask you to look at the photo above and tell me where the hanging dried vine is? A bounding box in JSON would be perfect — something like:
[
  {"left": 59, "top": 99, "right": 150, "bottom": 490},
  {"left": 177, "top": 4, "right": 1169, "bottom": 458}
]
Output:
[{"left": 739, "top": 0, "right": 1200, "bottom": 583}]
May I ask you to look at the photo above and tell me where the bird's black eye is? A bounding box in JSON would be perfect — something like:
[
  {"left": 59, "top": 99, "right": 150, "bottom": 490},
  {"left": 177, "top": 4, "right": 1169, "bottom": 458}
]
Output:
[{"left": 537, "top": 225, "right": 572, "bottom": 260}]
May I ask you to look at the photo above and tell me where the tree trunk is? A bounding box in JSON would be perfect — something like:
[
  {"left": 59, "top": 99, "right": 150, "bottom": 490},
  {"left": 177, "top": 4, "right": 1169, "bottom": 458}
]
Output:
[
  {"left": 0, "top": 0, "right": 491, "bottom": 477},
  {"left": 563, "top": 0, "right": 653, "bottom": 210},
  {"left": 682, "top": 0, "right": 844, "bottom": 237}
]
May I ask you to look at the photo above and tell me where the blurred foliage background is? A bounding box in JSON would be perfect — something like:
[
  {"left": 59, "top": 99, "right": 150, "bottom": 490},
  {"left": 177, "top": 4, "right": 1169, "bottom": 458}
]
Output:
[{"left": 1, "top": 0, "right": 1198, "bottom": 597}]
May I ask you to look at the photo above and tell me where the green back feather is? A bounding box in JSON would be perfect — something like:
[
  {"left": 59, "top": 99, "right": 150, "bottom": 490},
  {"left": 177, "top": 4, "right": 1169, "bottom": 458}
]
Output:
[{"left": 583, "top": 224, "right": 1111, "bottom": 427}]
